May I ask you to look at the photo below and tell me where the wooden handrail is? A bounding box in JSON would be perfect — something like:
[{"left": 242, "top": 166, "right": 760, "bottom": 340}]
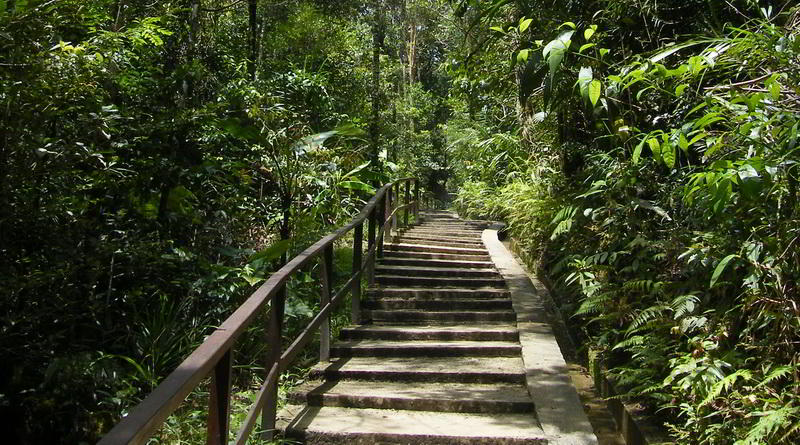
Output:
[{"left": 98, "top": 178, "right": 421, "bottom": 445}]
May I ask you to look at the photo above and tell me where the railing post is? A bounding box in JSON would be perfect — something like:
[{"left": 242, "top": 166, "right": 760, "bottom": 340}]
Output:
[
  {"left": 378, "top": 191, "right": 389, "bottom": 258},
  {"left": 319, "top": 244, "right": 333, "bottom": 361},
  {"left": 391, "top": 183, "right": 398, "bottom": 232},
  {"left": 404, "top": 180, "right": 411, "bottom": 227},
  {"left": 261, "top": 285, "right": 285, "bottom": 440},
  {"left": 368, "top": 206, "right": 377, "bottom": 285},
  {"left": 414, "top": 179, "right": 420, "bottom": 221},
  {"left": 352, "top": 222, "right": 363, "bottom": 324},
  {"left": 207, "top": 349, "right": 232, "bottom": 445}
]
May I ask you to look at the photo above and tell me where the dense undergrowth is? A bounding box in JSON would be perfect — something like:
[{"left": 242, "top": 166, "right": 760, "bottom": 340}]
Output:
[
  {"left": 450, "top": 1, "right": 800, "bottom": 443},
  {"left": 1, "top": 1, "right": 451, "bottom": 443}
]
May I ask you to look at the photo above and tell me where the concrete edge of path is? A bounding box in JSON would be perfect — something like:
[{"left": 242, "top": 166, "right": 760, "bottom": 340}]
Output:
[{"left": 483, "top": 226, "right": 598, "bottom": 445}]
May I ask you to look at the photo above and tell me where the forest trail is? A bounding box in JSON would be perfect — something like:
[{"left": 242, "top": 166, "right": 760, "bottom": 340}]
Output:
[{"left": 277, "top": 211, "right": 596, "bottom": 444}]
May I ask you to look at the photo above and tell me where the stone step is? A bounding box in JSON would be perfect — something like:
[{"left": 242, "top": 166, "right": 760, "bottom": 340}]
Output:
[
  {"left": 378, "top": 257, "right": 496, "bottom": 269},
  {"left": 309, "top": 356, "right": 526, "bottom": 384},
  {"left": 279, "top": 405, "right": 546, "bottom": 444},
  {"left": 339, "top": 325, "right": 519, "bottom": 341},
  {"left": 412, "top": 224, "right": 484, "bottom": 230},
  {"left": 375, "top": 274, "right": 506, "bottom": 288},
  {"left": 366, "top": 287, "right": 511, "bottom": 299},
  {"left": 386, "top": 243, "right": 488, "bottom": 256},
  {"left": 364, "top": 298, "right": 512, "bottom": 311},
  {"left": 404, "top": 229, "right": 485, "bottom": 238},
  {"left": 365, "top": 309, "right": 517, "bottom": 323},
  {"left": 416, "top": 224, "right": 484, "bottom": 230},
  {"left": 381, "top": 250, "right": 492, "bottom": 261},
  {"left": 419, "top": 211, "right": 458, "bottom": 217},
  {"left": 375, "top": 265, "right": 499, "bottom": 278},
  {"left": 331, "top": 339, "right": 521, "bottom": 358},
  {"left": 396, "top": 233, "right": 485, "bottom": 244},
  {"left": 288, "top": 380, "right": 535, "bottom": 414},
  {"left": 394, "top": 237, "right": 484, "bottom": 248}
]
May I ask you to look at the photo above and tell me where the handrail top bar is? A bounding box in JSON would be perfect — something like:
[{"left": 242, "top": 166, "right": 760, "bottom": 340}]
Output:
[{"left": 98, "top": 177, "right": 418, "bottom": 445}]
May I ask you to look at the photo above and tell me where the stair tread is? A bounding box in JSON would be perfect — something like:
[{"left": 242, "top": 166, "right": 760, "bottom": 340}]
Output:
[
  {"left": 333, "top": 340, "right": 520, "bottom": 348},
  {"left": 388, "top": 243, "right": 487, "bottom": 253},
  {"left": 368, "top": 286, "right": 509, "bottom": 293},
  {"left": 312, "top": 356, "right": 525, "bottom": 376},
  {"left": 367, "top": 309, "right": 515, "bottom": 314},
  {"left": 375, "top": 265, "right": 498, "bottom": 274},
  {"left": 295, "top": 380, "right": 533, "bottom": 404},
  {"left": 379, "top": 258, "right": 496, "bottom": 267},
  {"left": 341, "top": 324, "right": 518, "bottom": 334},
  {"left": 279, "top": 405, "right": 546, "bottom": 441}
]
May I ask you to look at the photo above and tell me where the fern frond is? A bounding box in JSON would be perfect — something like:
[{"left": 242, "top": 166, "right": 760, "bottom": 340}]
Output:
[
  {"left": 700, "top": 369, "right": 751, "bottom": 406},
  {"left": 613, "top": 335, "right": 646, "bottom": 351},
  {"left": 627, "top": 304, "right": 669, "bottom": 333},
  {"left": 671, "top": 294, "right": 700, "bottom": 319},
  {"left": 755, "top": 366, "right": 793, "bottom": 388},
  {"left": 735, "top": 406, "right": 798, "bottom": 445}
]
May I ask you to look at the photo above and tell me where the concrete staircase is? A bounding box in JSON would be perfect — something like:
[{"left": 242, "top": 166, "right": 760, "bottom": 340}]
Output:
[{"left": 278, "top": 211, "right": 547, "bottom": 444}]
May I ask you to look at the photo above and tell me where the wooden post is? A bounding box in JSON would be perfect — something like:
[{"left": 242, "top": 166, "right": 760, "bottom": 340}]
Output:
[
  {"left": 414, "top": 179, "right": 420, "bottom": 221},
  {"left": 352, "top": 223, "right": 363, "bottom": 324},
  {"left": 319, "top": 244, "right": 333, "bottom": 361},
  {"left": 207, "top": 350, "right": 232, "bottom": 445},
  {"left": 261, "top": 285, "right": 285, "bottom": 439},
  {"left": 378, "top": 192, "right": 389, "bottom": 258},
  {"left": 404, "top": 180, "right": 411, "bottom": 226},
  {"left": 367, "top": 206, "right": 377, "bottom": 284},
  {"left": 391, "top": 183, "right": 398, "bottom": 232}
]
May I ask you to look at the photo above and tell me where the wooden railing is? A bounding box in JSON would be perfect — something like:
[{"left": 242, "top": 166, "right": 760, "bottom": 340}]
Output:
[{"left": 98, "top": 178, "right": 421, "bottom": 445}]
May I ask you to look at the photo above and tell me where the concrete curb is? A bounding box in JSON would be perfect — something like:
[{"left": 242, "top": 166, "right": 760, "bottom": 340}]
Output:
[{"left": 483, "top": 227, "right": 598, "bottom": 445}]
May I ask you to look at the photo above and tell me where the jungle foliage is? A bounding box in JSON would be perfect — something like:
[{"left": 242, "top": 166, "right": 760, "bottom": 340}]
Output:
[
  {"left": 4, "top": 0, "right": 799, "bottom": 443},
  {"left": 0, "top": 0, "right": 454, "bottom": 443},
  {"left": 450, "top": 1, "right": 800, "bottom": 443}
]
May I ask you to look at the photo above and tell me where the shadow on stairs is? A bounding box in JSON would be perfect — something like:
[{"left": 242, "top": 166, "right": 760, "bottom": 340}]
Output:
[{"left": 276, "top": 210, "right": 594, "bottom": 444}]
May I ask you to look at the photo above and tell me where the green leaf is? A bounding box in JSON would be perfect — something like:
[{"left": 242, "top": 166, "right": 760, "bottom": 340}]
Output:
[
  {"left": 710, "top": 254, "right": 738, "bottom": 288},
  {"left": 648, "top": 138, "right": 662, "bottom": 163},
  {"left": 675, "top": 84, "right": 689, "bottom": 96},
  {"left": 489, "top": 26, "right": 504, "bottom": 33},
  {"left": 220, "top": 118, "right": 262, "bottom": 142},
  {"left": 649, "top": 39, "right": 718, "bottom": 63},
  {"left": 584, "top": 27, "right": 595, "bottom": 41},
  {"left": 293, "top": 131, "right": 337, "bottom": 154},
  {"left": 343, "top": 161, "right": 371, "bottom": 179},
  {"left": 561, "top": 21, "right": 576, "bottom": 30},
  {"left": 519, "top": 17, "right": 532, "bottom": 33},
  {"left": 679, "top": 133, "right": 689, "bottom": 152},
  {"left": 578, "top": 43, "right": 596, "bottom": 53},
  {"left": 577, "top": 66, "right": 593, "bottom": 99},
  {"left": 768, "top": 80, "right": 780, "bottom": 100},
  {"left": 599, "top": 48, "right": 609, "bottom": 57},
  {"left": 250, "top": 240, "right": 291, "bottom": 263},
  {"left": 517, "top": 48, "right": 530, "bottom": 63},
  {"left": 589, "top": 80, "right": 602, "bottom": 106},
  {"left": 338, "top": 180, "right": 376, "bottom": 193},
  {"left": 543, "top": 30, "right": 574, "bottom": 58},
  {"left": 662, "top": 141, "right": 675, "bottom": 169},
  {"left": 633, "top": 138, "right": 646, "bottom": 165}
]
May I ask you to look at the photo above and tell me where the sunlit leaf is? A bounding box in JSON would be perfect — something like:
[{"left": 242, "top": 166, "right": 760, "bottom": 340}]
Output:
[
  {"left": 710, "top": 254, "right": 738, "bottom": 288},
  {"left": 589, "top": 80, "right": 602, "bottom": 106}
]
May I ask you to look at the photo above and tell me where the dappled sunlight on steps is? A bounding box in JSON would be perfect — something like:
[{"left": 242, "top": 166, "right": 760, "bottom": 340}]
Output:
[{"left": 276, "top": 210, "right": 548, "bottom": 444}]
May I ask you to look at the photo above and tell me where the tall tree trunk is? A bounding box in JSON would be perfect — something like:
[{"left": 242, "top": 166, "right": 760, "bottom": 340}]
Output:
[
  {"left": 248, "top": 0, "right": 259, "bottom": 79},
  {"left": 183, "top": 0, "right": 201, "bottom": 100},
  {"left": 369, "top": 0, "right": 385, "bottom": 173}
]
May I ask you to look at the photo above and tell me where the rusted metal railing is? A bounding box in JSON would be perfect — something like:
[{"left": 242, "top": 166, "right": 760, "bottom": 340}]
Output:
[{"left": 98, "top": 178, "right": 421, "bottom": 445}]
